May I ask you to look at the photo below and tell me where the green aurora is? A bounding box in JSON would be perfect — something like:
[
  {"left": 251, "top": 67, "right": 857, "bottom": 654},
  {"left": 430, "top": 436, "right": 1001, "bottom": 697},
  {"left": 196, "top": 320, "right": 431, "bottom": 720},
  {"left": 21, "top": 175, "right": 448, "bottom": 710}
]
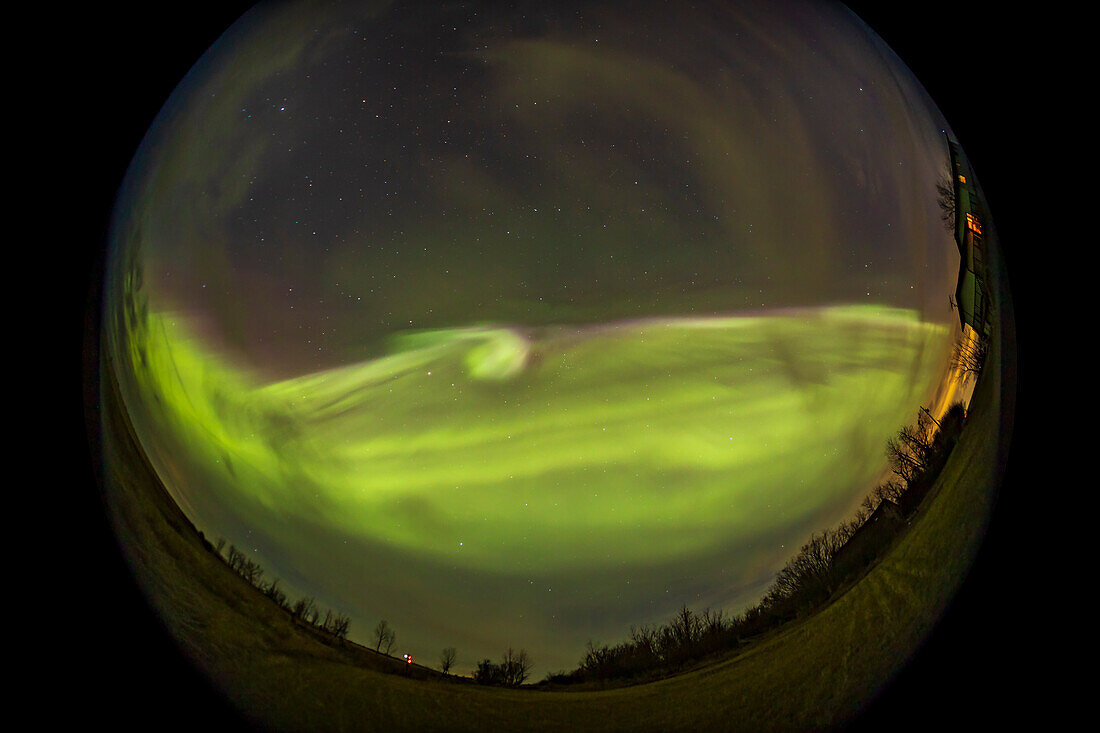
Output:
[{"left": 115, "top": 301, "right": 950, "bottom": 670}]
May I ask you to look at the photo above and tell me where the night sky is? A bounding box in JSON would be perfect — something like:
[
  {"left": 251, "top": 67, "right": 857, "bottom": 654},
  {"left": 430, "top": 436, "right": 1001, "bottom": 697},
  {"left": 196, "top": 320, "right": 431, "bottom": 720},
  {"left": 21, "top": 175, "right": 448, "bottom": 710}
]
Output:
[{"left": 105, "top": 0, "right": 970, "bottom": 678}]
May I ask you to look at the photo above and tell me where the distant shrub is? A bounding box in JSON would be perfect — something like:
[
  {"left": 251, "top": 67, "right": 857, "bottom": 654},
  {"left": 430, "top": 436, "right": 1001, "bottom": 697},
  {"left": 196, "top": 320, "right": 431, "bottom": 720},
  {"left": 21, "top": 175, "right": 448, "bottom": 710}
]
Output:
[
  {"left": 291, "top": 596, "right": 317, "bottom": 621},
  {"left": 474, "top": 659, "right": 503, "bottom": 685},
  {"left": 542, "top": 669, "right": 584, "bottom": 685}
]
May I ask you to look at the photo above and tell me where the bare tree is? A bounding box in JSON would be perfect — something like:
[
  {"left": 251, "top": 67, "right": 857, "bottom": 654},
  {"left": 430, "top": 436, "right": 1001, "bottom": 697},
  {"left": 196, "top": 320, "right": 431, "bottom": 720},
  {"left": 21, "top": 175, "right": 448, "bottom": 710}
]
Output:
[
  {"left": 242, "top": 560, "right": 264, "bottom": 586},
  {"left": 226, "top": 545, "right": 246, "bottom": 573},
  {"left": 262, "top": 578, "right": 288, "bottom": 609},
  {"left": 699, "top": 608, "right": 728, "bottom": 638},
  {"left": 950, "top": 334, "right": 988, "bottom": 382},
  {"left": 886, "top": 411, "right": 936, "bottom": 485},
  {"left": 668, "top": 605, "right": 702, "bottom": 647},
  {"left": 628, "top": 624, "right": 658, "bottom": 658},
  {"left": 373, "top": 620, "right": 396, "bottom": 655},
  {"left": 291, "top": 596, "right": 317, "bottom": 622},
  {"left": 861, "top": 480, "right": 906, "bottom": 514},
  {"left": 838, "top": 493, "right": 877, "bottom": 541},
  {"left": 339, "top": 615, "right": 352, "bottom": 638},
  {"left": 936, "top": 170, "right": 956, "bottom": 232},
  {"left": 885, "top": 436, "right": 922, "bottom": 484},
  {"left": 499, "top": 647, "right": 532, "bottom": 686},
  {"left": 767, "top": 528, "right": 846, "bottom": 604},
  {"left": 325, "top": 611, "right": 351, "bottom": 638},
  {"left": 440, "top": 647, "right": 457, "bottom": 674},
  {"left": 226, "top": 545, "right": 265, "bottom": 586}
]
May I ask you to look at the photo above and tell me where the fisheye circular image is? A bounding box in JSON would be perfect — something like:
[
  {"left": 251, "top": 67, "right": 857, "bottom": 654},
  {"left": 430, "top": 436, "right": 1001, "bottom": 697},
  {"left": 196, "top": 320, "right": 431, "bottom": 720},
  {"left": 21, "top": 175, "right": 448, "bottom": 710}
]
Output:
[{"left": 89, "top": 1, "right": 1017, "bottom": 729}]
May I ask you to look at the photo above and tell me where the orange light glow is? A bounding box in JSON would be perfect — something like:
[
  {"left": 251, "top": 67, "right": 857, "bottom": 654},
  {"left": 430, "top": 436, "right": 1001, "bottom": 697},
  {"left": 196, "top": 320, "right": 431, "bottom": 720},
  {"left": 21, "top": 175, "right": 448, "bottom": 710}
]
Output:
[
  {"left": 928, "top": 327, "right": 978, "bottom": 424},
  {"left": 966, "top": 212, "right": 982, "bottom": 234}
]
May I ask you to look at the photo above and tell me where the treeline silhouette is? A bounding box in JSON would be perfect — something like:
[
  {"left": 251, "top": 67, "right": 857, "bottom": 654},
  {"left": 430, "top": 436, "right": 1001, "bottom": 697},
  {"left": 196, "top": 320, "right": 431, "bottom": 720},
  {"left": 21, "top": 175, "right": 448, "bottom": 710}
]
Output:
[
  {"left": 199, "top": 531, "right": 535, "bottom": 683},
  {"left": 542, "top": 402, "right": 969, "bottom": 686},
  {"left": 200, "top": 537, "right": 352, "bottom": 640},
  {"left": 473, "top": 647, "right": 533, "bottom": 686},
  {"left": 203, "top": 534, "right": 533, "bottom": 684}
]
